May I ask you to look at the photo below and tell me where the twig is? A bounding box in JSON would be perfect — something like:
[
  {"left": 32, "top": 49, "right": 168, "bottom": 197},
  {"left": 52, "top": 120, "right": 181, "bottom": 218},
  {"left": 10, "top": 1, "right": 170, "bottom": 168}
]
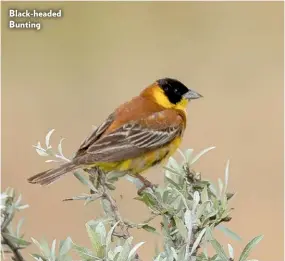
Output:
[
  {"left": 2, "top": 229, "right": 25, "bottom": 261},
  {"left": 97, "top": 169, "right": 131, "bottom": 238},
  {"left": 85, "top": 168, "right": 143, "bottom": 260},
  {"left": 54, "top": 156, "right": 132, "bottom": 239}
]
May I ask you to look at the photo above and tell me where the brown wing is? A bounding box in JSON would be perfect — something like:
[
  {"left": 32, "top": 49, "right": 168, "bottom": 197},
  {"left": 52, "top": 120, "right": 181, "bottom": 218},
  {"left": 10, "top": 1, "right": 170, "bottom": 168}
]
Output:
[
  {"left": 74, "top": 113, "right": 115, "bottom": 158},
  {"left": 74, "top": 109, "right": 185, "bottom": 164},
  {"left": 74, "top": 95, "right": 162, "bottom": 158}
]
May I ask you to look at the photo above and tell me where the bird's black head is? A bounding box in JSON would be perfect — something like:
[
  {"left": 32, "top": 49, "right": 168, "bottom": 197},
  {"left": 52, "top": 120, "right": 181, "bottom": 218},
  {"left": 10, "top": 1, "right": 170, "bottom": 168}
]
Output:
[{"left": 157, "top": 78, "right": 202, "bottom": 105}]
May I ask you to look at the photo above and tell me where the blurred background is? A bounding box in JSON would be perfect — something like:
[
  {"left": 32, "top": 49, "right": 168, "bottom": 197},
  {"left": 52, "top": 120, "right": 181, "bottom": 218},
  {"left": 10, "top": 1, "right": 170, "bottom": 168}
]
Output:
[{"left": 1, "top": 2, "right": 283, "bottom": 260}]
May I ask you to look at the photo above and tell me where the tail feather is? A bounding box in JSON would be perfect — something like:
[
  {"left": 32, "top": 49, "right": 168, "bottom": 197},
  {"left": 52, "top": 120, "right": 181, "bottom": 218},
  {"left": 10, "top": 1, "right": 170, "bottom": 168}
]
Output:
[{"left": 28, "top": 162, "right": 78, "bottom": 186}]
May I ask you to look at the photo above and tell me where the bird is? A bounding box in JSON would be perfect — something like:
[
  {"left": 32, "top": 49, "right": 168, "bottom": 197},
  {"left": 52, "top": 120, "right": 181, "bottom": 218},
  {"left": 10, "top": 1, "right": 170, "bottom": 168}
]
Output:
[{"left": 27, "top": 78, "right": 202, "bottom": 190}]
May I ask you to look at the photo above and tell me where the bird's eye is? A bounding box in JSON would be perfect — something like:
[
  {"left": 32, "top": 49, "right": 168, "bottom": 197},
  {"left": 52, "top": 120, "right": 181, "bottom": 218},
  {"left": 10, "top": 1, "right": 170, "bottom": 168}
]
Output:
[{"left": 174, "top": 88, "right": 178, "bottom": 93}]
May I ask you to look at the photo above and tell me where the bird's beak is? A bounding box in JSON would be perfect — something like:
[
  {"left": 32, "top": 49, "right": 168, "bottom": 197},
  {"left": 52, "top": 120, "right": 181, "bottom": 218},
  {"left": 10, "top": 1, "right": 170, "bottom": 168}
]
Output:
[{"left": 183, "top": 89, "right": 203, "bottom": 100}]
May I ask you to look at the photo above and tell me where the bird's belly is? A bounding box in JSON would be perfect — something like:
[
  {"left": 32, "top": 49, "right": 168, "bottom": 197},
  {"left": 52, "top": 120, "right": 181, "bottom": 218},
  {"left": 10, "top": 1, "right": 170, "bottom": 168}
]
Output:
[{"left": 98, "top": 137, "right": 182, "bottom": 175}]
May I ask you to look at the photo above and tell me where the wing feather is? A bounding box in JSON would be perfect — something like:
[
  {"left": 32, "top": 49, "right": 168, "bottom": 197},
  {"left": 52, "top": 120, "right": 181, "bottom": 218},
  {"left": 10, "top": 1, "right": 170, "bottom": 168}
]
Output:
[{"left": 74, "top": 110, "right": 184, "bottom": 164}]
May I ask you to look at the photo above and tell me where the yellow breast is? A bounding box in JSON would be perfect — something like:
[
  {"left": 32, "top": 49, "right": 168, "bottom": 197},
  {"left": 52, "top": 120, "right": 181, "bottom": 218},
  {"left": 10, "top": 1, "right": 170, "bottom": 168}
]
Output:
[{"left": 96, "top": 137, "right": 182, "bottom": 175}]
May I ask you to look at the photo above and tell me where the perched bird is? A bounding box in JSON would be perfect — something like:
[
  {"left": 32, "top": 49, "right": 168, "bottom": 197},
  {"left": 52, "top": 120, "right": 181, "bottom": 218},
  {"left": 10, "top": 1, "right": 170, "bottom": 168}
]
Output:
[{"left": 28, "top": 78, "right": 202, "bottom": 190}]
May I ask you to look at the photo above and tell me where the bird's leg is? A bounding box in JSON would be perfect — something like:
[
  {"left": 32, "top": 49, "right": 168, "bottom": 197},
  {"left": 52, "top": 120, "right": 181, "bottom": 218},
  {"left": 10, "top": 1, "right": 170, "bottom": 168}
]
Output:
[
  {"left": 136, "top": 174, "right": 157, "bottom": 195},
  {"left": 86, "top": 167, "right": 100, "bottom": 194}
]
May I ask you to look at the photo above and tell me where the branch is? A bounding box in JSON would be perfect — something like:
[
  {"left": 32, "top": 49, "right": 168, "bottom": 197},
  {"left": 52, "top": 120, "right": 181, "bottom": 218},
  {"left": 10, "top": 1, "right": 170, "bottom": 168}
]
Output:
[{"left": 2, "top": 229, "right": 25, "bottom": 261}]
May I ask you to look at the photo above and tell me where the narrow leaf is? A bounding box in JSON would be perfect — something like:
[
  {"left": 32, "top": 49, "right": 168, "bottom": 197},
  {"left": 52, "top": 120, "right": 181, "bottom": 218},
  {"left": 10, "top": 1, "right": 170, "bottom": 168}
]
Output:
[
  {"left": 16, "top": 218, "right": 24, "bottom": 238},
  {"left": 30, "top": 254, "right": 47, "bottom": 261},
  {"left": 95, "top": 222, "right": 106, "bottom": 244},
  {"left": 217, "top": 225, "right": 242, "bottom": 241},
  {"left": 239, "top": 235, "right": 263, "bottom": 261},
  {"left": 50, "top": 239, "right": 56, "bottom": 259},
  {"left": 193, "top": 191, "right": 200, "bottom": 211},
  {"left": 45, "top": 129, "right": 55, "bottom": 149},
  {"left": 34, "top": 146, "right": 49, "bottom": 157},
  {"left": 106, "top": 221, "right": 120, "bottom": 253},
  {"left": 45, "top": 160, "right": 60, "bottom": 163},
  {"left": 58, "top": 138, "right": 65, "bottom": 156},
  {"left": 142, "top": 224, "right": 156, "bottom": 233},
  {"left": 185, "top": 148, "right": 194, "bottom": 163},
  {"left": 2, "top": 233, "right": 31, "bottom": 247},
  {"left": 72, "top": 244, "right": 98, "bottom": 260},
  {"left": 190, "top": 147, "right": 215, "bottom": 165},
  {"left": 73, "top": 171, "right": 98, "bottom": 193},
  {"left": 224, "top": 160, "right": 230, "bottom": 192},
  {"left": 174, "top": 217, "right": 187, "bottom": 240},
  {"left": 184, "top": 209, "right": 192, "bottom": 230},
  {"left": 218, "top": 178, "right": 224, "bottom": 197},
  {"left": 17, "top": 204, "right": 29, "bottom": 210},
  {"left": 201, "top": 186, "right": 209, "bottom": 203},
  {"left": 128, "top": 242, "right": 145, "bottom": 260},
  {"left": 168, "top": 157, "right": 181, "bottom": 171},
  {"left": 117, "top": 237, "right": 133, "bottom": 261},
  {"left": 59, "top": 237, "right": 72, "bottom": 257},
  {"left": 210, "top": 239, "right": 228, "bottom": 261},
  {"left": 85, "top": 223, "right": 102, "bottom": 256},
  {"left": 190, "top": 228, "right": 207, "bottom": 255},
  {"left": 170, "top": 247, "right": 178, "bottom": 260},
  {"left": 177, "top": 149, "right": 186, "bottom": 162},
  {"left": 228, "top": 244, "right": 234, "bottom": 259}
]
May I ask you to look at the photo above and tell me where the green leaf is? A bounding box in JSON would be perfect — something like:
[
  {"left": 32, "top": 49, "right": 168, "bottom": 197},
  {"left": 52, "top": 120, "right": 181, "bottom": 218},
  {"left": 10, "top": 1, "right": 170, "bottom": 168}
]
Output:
[
  {"left": 59, "top": 237, "right": 72, "bottom": 257},
  {"left": 170, "top": 247, "right": 178, "bottom": 260},
  {"left": 190, "top": 228, "right": 207, "bottom": 256},
  {"left": 201, "top": 186, "right": 209, "bottom": 203},
  {"left": 184, "top": 209, "right": 192, "bottom": 230},
  {"left": 172, "top": 187, "right": 189, "bottom": 210},
  {"left": 105, "top": 182, "right": 116, "bottom": 190},
  {"left": 164, "top": 166, "right": 183, "bottom": 176},
  {"left": 30, "top": 254, "right": 47, "bottom": 261},
  {"left": 185, "top": 149, "right": 194, "bottom": 163},
  {"left": 217, "top": 225, "right": 242, "bottom": 241},
  {"left": 134, "top": 193, "right": 156, "bottom": 208},
  {"left": 239, "top": 235, "right": 263, "bottom": 261},
  {"left": 193, "top": 191, "right": 200, "bottom": 211},
  {"left": 174, "top": 217, "right": 187, "bottom": 240},
  {"left": 45, "top": 129, "right": 55, "bottom": 148},
  {"left": 190, "top": 147, "right": 215, "bottom": 165},
  {"left": 168, "top": 157, "right": 181, "bottom": 172},
  {"left": 85, "top": 223, "right": 103, "bottom": 257},
  {"left": 17, "top": 204, "right": 29, "bottom": 210},
  {"left": 209, "top": 183, "right": 218, "bottom": 197},
  {"left": 196, "top": 201, "right": 211, "bottom": 219},
  {"left": 228, "top": 244, "right": 234, "bottom": 259},
  {"left": 224, "top": 160, "right": 230, "bottom": 193},
  {"left": 165, "top": 169, "right": 181, "bottom": 185},
  {"left": 210, "top": 239, "right": 229, "bottom": 261},
  {"left": 95, "top": 222, "right": 107, "bottom": 244},
  {"left": 226, "top": 192, "right": 235, "bottom": 201},
  {"left": 106, "top": 221, "right": 120, "bottom": 254},
  {"left": 128, "top": 242, "right": 145, "bottom": 260},
  {"left": 15, "top": 194, "right": 22, "bottom": 206},
  {"left": 34, "top": 145, "right": 49, "bottom": 156},
  {"left": 72, "top": 244, "right": 99, "bottom": 260},
  {"left": 142, "top": 224, "right": 156, "bottom": 233},
  {"left": 73, "top": 171, "right": 98, "bottom": 193},
  {"left": 218, "top": 178, "right": 224, "bottom": 197},
  {"left": 2, "top": 233, "right": 31, "bottom": 247},
  {"left": 57, "top": 138, "right": 65, "bottom": 156},
  {"left": 50, "top": 239, "right": 56, "bottom": 260},
  {"left": 16, "top": 218, "right": 24, "bottom": 238},
  {"left": 31, "top": 238, "right": 50, "bottom": 257},
  {"left": 117, "top": 237, "right": 133, "bottom": 261},
  {"left": 107, "top": 171, "right": 126, "bottom": 183}
]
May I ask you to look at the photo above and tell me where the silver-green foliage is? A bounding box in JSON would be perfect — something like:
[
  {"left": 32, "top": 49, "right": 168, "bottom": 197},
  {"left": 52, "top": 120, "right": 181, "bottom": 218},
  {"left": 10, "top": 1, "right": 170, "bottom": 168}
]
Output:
[{"left": 2, "top": 129, "right": 263, "bottom": 261}]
